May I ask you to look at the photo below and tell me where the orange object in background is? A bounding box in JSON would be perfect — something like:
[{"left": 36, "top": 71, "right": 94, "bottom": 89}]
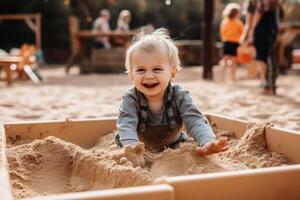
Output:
[
  {"left": 15, "top": 43, "right": 41, "bottom": 84},
  {"left": 237, "top": 44, "right": 256, "bottom": 64},
  {"left": 18, "top": 44, "right": 37, "bottom": 79},
  {"left": 292, "top": 49, "right": 300, "bottom": 64}
]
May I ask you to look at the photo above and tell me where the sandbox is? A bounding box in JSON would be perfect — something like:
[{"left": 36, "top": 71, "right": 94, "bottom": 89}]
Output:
[{"left": 1, "top": 113, "right": 300, "bottom": 200}]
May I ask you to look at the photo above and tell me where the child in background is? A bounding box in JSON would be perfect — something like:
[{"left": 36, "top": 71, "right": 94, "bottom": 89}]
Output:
[
  {"left": 115, "top": 28, "right": 228, "bottom": 166},
  {"left": 115, "top": 10, "right": 131, "bottom": 47},
  {"left": 116, "top": 10, "right": 131, "bottom": 32},
  {"left": 219, "top": 3, "right": 244, "bottom": 83},
  {"left": 93, "top": 9, "right": 111, "bottom": 49}
]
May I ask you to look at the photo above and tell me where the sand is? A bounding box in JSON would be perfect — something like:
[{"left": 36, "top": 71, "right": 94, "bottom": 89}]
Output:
[
  {"left": 1, "top": 65, "right": 299, "bottom": 198},
  {"left": 0, "top": 66, "right": 300, "bottom": 131},
  {"left": 7, "top": 122, "right": 291, "bottom": 199}
]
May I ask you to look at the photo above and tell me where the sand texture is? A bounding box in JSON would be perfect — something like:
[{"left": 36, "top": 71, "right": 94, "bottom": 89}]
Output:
[
  {"left": 1, "top": 66, "right": 299, "bottom": 198},
  {"left": 7, "top": 123, "right": 291, "bottom": 199},
  {"left": 0, "top": 66, "right": 300, "bottom": 131}
]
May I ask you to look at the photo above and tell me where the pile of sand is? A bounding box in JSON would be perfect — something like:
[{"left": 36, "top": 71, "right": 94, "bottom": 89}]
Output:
[{"left": 7, "top": 123, "right": 291, "bottom": 199}]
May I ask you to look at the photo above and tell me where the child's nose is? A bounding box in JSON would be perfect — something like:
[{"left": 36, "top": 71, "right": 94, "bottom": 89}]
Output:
[{"left": 144, "top": 71, "right": 155, "bottom": 78}]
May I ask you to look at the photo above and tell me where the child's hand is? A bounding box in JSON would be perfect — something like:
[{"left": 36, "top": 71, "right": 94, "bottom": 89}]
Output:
[
  {"left": 124, "top": 143, "right": 145, "bottom": 167},
  {"left": 195, "top": 137, "right": 228, "bottom": 156}
]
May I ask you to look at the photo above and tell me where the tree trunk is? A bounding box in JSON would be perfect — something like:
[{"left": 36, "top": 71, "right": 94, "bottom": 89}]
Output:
[{"left": 203, "top": 0, "right": 214, "bottom": 79}]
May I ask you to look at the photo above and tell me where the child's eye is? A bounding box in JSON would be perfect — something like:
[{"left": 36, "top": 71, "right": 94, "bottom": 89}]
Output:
[
  {"left": 136, "top": 68, "right": 145, "bottom": 72},
  {"left": 153, "top": 68, "right": 163, "bottom": 72}
]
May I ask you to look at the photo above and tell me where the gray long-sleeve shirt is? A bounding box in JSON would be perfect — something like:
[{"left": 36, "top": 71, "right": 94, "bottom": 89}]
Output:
[{"left": 117, "top": 84, "right": 216, "bottom": 147}]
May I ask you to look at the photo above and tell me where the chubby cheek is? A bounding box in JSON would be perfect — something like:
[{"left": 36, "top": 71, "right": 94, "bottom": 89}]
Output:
[
  {"left": 134, "top": 79, "right": 141, "bottom": 86},
  {"left": 128, "top": 72, "right": 139, "bottom": 83},
  {"left": 132, "top": 77, "right": 143, "bottom": 88}
]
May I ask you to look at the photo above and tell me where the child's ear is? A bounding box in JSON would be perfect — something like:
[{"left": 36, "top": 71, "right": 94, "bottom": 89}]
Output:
[
  {"left": 171, "top": 67, "right": 178, "bottom": 79},
  {"left": 128, "top": 71, "right": 133, "bottom": 81}
]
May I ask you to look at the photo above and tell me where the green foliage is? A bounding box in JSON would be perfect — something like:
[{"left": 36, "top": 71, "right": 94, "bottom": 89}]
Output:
[
  {"left": 0, "top": 0, "right": 299, "bottom": 63},
  {"left": 71, "top": 0, "right": 203, "bottom": 39}
]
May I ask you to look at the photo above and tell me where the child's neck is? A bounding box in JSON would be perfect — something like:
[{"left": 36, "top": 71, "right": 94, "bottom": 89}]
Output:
[{"left": 146, "top": 96, "right": 164, "bottom": 113}]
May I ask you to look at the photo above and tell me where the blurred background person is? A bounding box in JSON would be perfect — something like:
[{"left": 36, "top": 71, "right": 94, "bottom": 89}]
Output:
[
  {"left": 93, "top": 9, "right": 111, "bottom": 49},
  {"left": 114, "top": 10, "right": 132, "bottom": 47},
  {"left": 243, "top": 0, "right": 281, "bottom": 95},
  {"left": 116, "top": 10, "right": 131, "bottom": 32},
  {"left": 219, "top": 3, "right": 244, "bottom": 83}
]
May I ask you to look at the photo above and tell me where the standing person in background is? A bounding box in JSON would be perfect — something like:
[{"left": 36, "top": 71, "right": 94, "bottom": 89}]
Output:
[
  {"left": 117, "top": 10, "right": 131, "bottom": 32},
  {"left": 243, "top": 0, "right": 281, "bottom": 95},
  {"left": 93, "top": 9, "right": 111, "bottom": 49},
  {"left": 219, "top": 3, "right": 244, "bottom": 83}
]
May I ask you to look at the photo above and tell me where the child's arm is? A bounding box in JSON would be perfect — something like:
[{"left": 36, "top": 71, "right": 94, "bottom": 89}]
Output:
[
  {"left": 117, "top": 92, "right": 140, "bottom": 146},
  {"left": 117, "top": 92, "right": 146, "bottom": 166},
  {"left": 178, "top": 91, "right": 215, "bottom": 146},
  {"left": 176, "top": 86, "right": 228, "bottom": 155}
]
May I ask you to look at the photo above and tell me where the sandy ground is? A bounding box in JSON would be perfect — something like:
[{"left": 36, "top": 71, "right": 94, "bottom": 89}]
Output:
[
  {"left": 0, "top": 65, "right": 300, "bottom": 131},
  {"left": 7, "top": 122, "right": 291, "bottom": 199},
  {"left": 1, "top": 64, "right": 300, "bottom": 198}
]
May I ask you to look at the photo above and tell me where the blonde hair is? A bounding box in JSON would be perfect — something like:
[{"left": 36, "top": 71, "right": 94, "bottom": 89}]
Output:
[
  {"left": 117, "top": 10, "right": 131, "bottom": 31},
  {"left": 118, "top": 10, "right": 131, "bottom": 22},
  {"left": 100, "top": 9, "right": 110, "bottom": 18},
  {"left": 125, "top": 28, "right": 181, "bottom": 73},
  {"left": 222, "top": 3, "right": 241, "bottom": 19}
]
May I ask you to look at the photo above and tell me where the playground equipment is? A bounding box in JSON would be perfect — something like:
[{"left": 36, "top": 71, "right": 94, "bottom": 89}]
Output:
[{"left": 0, "top": 14, "right": 42, "bottom": 85}]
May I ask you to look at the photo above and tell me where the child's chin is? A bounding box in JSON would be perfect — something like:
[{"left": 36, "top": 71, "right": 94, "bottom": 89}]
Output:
[{"left": 144, "top": 91, "right": 161, "bottom": 98}]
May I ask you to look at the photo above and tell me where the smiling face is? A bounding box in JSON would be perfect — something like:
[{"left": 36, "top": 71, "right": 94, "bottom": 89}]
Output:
[{"left": 128, "top": 48, "right": 177, "bottom": 101}]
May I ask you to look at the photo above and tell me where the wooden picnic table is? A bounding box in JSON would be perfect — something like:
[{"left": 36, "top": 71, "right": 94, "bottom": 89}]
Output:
[
  {"left": 71, "top": 30, "right": 135, "bottom": 73},
  {"left": 75, "top": 30, "right": 134, "bottom": 38},
  {"left": 0, "top": 56, "right": 23, "bottom": 86}
]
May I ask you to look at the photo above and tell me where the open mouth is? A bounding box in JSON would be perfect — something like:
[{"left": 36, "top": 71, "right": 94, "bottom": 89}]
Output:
[{"left": 143, "top": 83, "right": 159, "bottom": 88}]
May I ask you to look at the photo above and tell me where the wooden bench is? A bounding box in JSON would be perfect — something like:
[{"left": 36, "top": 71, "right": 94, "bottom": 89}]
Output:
[
  {"left": 81, "top": 47, "right": 126, "bottom": 73},
  {"left": 74, "top": 30, "right": 134, "bottom": 73},
  {"left": 0, "top": 56, "right": 23, "bottom": 86},
  {"left": 174, "top": 40, "right": 222, "bottom": 66}
]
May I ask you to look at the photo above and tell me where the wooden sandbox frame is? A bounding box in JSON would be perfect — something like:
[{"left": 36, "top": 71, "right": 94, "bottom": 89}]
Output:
[{"left": 1, "top": 113, "right": 300, "bottom": 200}]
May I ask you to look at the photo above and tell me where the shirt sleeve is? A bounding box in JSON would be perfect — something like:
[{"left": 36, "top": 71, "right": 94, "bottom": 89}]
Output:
[
  {"left": 116, "top": 92, "right": 140, "bottom": 146},
  {"left": 175, "top": 86, "right": 216, "bottom": 146},
  {"left": 238, "top": 20, "right": 245, "bottom": 37}
]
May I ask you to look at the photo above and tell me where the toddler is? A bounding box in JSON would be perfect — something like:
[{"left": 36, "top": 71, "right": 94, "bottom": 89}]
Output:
[{"left": 116, "top": 29, "right": 228, "bottom": 166}]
